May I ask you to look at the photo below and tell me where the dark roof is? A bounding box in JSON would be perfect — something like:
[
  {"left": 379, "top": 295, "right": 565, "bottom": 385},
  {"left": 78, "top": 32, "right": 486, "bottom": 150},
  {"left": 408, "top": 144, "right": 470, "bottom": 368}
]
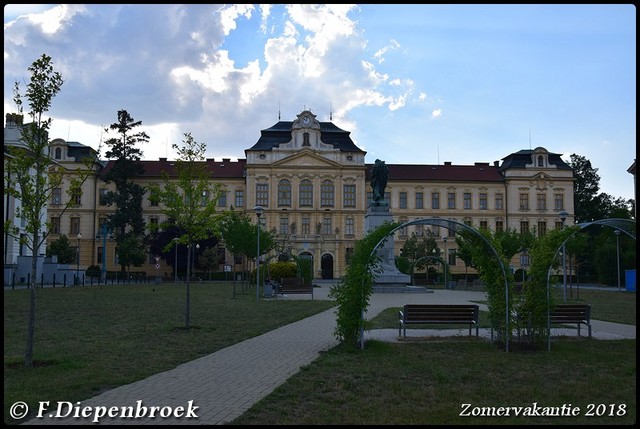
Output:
[
  {"left": 366, "top": 162, "right": 505, "bottom": 183},
  {"left": 246, "top": 120, "right": 364, "bottom": 153},
  {"left": 99, "top": 158, "right": 247, "bottom": 179},
  {"left": 499, "top": 149, "right": 572, "bottom": 171}
]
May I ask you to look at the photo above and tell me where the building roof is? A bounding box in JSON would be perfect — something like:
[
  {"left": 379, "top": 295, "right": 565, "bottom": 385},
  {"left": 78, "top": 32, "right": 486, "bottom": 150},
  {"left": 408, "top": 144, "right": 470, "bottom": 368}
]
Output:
[
  {"left": 366, "top": 162, "right": 505, "bottom": 183},
  {"left": 99, "top": 158, "right": 247, "bottom": 179},
  {"left": 499, "top": 149, "right": 572, "bottom": 170},
  {"left": 246, "top": 120, "right": 364, "bottom": 153}
]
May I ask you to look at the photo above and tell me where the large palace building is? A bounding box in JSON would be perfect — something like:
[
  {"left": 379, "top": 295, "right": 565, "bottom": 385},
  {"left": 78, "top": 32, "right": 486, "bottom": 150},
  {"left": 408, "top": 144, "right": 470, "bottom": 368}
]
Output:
[{"left": 5, "top": 110, "right": 575, "bottom": 282}]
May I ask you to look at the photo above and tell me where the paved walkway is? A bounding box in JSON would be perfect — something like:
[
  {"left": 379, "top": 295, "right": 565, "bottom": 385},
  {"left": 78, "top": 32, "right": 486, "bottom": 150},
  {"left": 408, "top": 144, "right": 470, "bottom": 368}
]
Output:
[{"left": 23, "top": 286, "right": 635, "bottom": 425}]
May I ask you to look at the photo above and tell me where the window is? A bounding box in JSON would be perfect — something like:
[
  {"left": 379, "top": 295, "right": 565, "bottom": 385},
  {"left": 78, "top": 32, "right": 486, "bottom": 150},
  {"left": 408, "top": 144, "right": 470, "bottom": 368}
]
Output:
[
  {"left": 322, "top": 217, "right": 332, "bottom": 235},
  {"left": 279, "top": 217, "right": 289, "bottom": 235},
  {"left": 432, "top": 192, "right": 440, "bottom": 209},
  {"left": 321, "top": 180, "right": 334, "bottom": 207},
  {"left": 278, "top": 180, "right": 291, "bottom": 207},
  {"left": 537, "top": 221, "right": 547, "bottom": 237},
  {"left": 495, "top": 193, "right": 503, "bottom": 210},
  {"left": 415, "top": 223, "right": 423, "bottom": 236},
  {"left": 51, "top": 216, "right": 60, "bottom": 234},
  {"left": 54, "top": 147, "right": 62, "bottom": 159},
  {"left": 480, "top": 220, "right": 488, "bottom": 230},
  {"left": 201, "top": 190, "right": 210, "bottom": 206},
  {"left": 299, "top": 180, "right": 313, "bottom": 207},
  {"left": 399, "top": 217, "right": 408, "bottom": 237},
  {"left": 71, "top": 187, "right": 82, "bottom": 205},
  {"left": 70, "top": 217, "right": 80, "bottom": 235},
  {"left": 463, "top": 218, "right": 472, "bottom": 227},
  {"left": 149, "top": 217, "right": 159, "bottom": 233},
  {"left": 301, "top": 217, "right": 311, "bottom": 235},
  {"left": 479, "top": 193, "right": 488, "bottom": 210},
  {"left": 463, "top": 193, "right": 471, "bottom": 209},
  {"left": 345, "top": 247, "right": 354, "bottom": 264},
  {"left": 345, "top": 218, "right": 354, "bottom": 236},
  {"left": 415, "top": 192, "right": 423, "bottom": 209},
  {"left": 399, "top": 192, "right": 407, "bottom": 209},
  {"left": 537, "top": 155, "right": 544, "bottom": 167},
  {"left": 536, "top": 193, "right": 546, "bottom": 210},
  {"left": 447, "top": 192, "right": 456, "bottom": 209},
  {"left": 235, "top": 190, "right": 244, "bottom": 209},
  {"left": 520, "top": 220, "right": 530, "bottom": 234},
  {"left": 519, "top": 193, "right": 529, "bottom": 210},
  {"left": 97, "top": 246, "right": 104, "bottom": 264},
  {"left": 555, "top": 221, "right": 563, "bottom": 230},
  {"left": 302, "top": 132, "right": 310, "bottom": 146},
  {"left": 149, "top": 195, "right": 159, "bottom": 207},
  {"left": 447, "top": 250, "right": 456, "bottom": 266},
  {"left": 218, "top": 191, "right": 228, "bottom": 207},
  {"left": 554, "top": 194, "right": 564, "bottom": 211},
  {"left": 52, "top": 188, "right": 62, "bottom": 205},
  {"left": 495, "top": 220, "right": 504, "bottom": 233},
  {"left": 99, "top": 188, "right": 108, "bottom": 206},
  {"left": 343, "top": 184, "right": 356, "bottom": 208},
  {"left": 256, "top": 183, "right": 269, "bottom": 207}
]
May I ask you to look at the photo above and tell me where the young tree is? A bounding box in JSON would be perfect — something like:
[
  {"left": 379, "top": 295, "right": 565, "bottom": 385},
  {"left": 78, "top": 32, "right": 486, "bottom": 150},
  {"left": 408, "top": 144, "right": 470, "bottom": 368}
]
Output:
[
  {"left": 45, "top": 234, "right": 76, "bottom": 264},
  {"left": 148, "top": 132, "right": 224, "bottom": 328},
  {"left": 102, "top": 110, "right": 148, "bottom": 275},
  {"left": 5, "top": 54, "right": 95, "bottom": 367}
]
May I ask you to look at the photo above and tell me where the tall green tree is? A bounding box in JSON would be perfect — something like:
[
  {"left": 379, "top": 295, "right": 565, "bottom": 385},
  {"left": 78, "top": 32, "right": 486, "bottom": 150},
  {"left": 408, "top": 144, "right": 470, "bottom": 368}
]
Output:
[
  {"left": 569, "top": 154, "right": 634, "bottom": 222},
  {"left": 5, "top": 54, "right": 94, "bottom": 367},
  {"left": 102, "top": 110, "right": 148, "bottom": 275},
  {"left": 148, "top": 132, "right": 224, "bottom": 327}
]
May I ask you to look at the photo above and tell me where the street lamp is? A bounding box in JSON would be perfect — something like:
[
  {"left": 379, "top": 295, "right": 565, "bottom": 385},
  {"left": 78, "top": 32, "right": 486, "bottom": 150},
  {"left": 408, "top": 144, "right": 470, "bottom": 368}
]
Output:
[
  {"left": 442, "top": 236, "right": 448, "bottom": 289},
  {"left": 559, "top": 210, "right": 568, "bottom": 303},
  {"left": 76, "top": 232, "right": 82, "bottom": 285},
  {"left": 615, "top": 229, "right": 621, "bottom": 292},
  {"left": 193, "top": 243, "right": 200, "bottom": 279},
  {"left": 254, "top": 205, "right": 264, "bottom": 301},
  {"left": 173, "top": 238, "right": 179, "bottom": 284}
]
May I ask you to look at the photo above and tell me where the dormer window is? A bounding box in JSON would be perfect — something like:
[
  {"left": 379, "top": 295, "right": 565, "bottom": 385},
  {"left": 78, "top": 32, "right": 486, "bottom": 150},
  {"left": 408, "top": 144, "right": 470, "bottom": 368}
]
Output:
[
  {"left": 55, "top": 147, "right": 62, "bottom": 159},
  {"left": 537, "top": 155, "right": 544, "bottom": 167},
  {"left": 302, "top": 132, "right": 310, "bottom": 147}
]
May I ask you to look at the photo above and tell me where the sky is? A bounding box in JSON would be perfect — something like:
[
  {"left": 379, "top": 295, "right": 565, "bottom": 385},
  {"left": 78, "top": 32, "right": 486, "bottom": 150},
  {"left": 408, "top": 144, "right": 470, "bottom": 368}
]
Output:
[{"left": 4, "top": 4, "right": 636, "bottom": 200}]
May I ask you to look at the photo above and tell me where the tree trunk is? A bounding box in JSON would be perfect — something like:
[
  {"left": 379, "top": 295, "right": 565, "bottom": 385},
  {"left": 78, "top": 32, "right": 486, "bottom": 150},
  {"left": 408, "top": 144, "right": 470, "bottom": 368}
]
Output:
[{"left": 25, "top": 229, "right": 40, "bottom": 367}]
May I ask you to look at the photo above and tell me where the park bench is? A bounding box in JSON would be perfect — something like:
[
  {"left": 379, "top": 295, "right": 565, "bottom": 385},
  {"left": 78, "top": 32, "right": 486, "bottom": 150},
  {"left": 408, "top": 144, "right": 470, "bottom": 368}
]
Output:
[
  {"left": 550, "top": 304, "right": 592, "bottom": 338},
  {"left": 277, "top": 277, "right": 314, "bottom": 300},
  {"left": 398, "top": 304, "right": 479, "bottom": 338}
]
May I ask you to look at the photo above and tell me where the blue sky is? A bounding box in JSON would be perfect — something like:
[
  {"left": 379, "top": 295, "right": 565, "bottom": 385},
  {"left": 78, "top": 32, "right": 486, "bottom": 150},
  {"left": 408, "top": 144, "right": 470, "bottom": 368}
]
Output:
[{"left": 4, "top": 4, "right": 636, "bottom": 200}]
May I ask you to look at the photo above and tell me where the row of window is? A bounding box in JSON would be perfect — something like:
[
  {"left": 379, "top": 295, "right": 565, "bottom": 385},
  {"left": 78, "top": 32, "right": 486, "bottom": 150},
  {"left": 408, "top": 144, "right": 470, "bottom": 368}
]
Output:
[{"left": 53, "top": 185, "right": 563, "bottom": 214}]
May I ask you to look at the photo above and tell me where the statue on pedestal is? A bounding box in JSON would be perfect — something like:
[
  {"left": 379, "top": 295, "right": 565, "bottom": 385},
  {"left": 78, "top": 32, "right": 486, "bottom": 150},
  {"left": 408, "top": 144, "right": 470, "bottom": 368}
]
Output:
[{"left": 370, "top": 159, "right": 389, "bottom": 206}]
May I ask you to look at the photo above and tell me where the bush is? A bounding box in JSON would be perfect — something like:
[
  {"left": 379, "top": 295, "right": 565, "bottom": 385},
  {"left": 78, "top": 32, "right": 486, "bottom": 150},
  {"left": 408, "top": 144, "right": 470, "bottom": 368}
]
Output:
[
  {"left": 86, "top": 265, "right": 101, "bottom": 278},
  {"left": 268, "top": 261, "right": 297, "bottom": 280}
]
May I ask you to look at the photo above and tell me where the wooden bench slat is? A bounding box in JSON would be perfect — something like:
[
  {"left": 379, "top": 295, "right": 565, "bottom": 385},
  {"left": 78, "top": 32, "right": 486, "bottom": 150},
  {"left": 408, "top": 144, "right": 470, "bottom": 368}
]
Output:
[
  {"left": 276, "top": 278, "right": 314, "bottom": 300},
  {"left": 550, "top": 304, "right": 591, "bottom": 338}
]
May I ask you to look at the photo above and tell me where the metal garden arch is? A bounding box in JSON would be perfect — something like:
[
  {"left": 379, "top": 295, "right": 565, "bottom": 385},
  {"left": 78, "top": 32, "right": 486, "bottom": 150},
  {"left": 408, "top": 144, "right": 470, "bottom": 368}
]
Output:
[
  {"left": 546, "top": 218, "right": 636, "bottom": 351},
  {"left": 360, "top": 218, "right": 511, "bottom": 351}
]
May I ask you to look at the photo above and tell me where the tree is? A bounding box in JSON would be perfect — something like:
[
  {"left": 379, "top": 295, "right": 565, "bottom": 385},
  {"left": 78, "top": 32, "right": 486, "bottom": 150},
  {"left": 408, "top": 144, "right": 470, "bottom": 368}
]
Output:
[
  {"left": 218, "top": 208, "right": 276, "bottom": 282},
  {"left": 400, "top": 233, "right": 438, "bottom": 281},
  {"left": 102, "top": 110, "right": 148, "bottom": 275},
  {"left": 46, "top": 234, "right": 76, "bottom": 264},
  {"left": 569, "top": 154, "right": 634, "bottom": 222},
  {"left": 148, "top": 132, "right": 224, "bottom": 328},
  {"left": 5, "top": 54, "right": 94, "bottom": 367}
]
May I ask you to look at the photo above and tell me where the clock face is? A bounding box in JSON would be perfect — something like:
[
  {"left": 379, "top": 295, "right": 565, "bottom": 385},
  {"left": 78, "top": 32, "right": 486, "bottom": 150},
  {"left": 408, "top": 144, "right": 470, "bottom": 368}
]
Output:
[{"left": 302, "top": 116, "right": 311, "bottom": 125}]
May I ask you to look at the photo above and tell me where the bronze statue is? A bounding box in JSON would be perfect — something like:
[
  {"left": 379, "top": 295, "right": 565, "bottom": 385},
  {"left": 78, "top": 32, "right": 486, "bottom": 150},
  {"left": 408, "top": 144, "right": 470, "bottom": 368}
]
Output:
[{"left": 370, "top": 159, "right": 389, "bottom": 205}]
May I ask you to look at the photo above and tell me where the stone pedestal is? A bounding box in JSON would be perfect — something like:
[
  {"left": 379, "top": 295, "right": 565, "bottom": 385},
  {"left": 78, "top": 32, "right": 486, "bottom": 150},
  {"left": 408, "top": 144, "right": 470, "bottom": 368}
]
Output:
[{"left": 365, "top": 205, "right": 411, "bottom": 286}]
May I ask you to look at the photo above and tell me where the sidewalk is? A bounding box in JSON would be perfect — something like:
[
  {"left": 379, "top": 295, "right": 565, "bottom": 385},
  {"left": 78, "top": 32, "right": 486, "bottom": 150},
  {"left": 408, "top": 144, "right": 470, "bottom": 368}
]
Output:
[{"left": 23, "top": 285, "right": 635, "bottom": 425}]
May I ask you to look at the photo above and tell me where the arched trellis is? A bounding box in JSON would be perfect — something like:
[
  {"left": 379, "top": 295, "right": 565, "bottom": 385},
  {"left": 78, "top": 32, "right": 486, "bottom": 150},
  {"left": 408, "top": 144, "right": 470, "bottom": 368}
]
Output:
[
  {"left": 410, "top": 255, "right": 445, "bottom": 286},
  {"left": 546, "top": 218, "right": 636, "bottom": 351},
  {"left": 360, "top": 218, "right": 511, "bottom": 351}
]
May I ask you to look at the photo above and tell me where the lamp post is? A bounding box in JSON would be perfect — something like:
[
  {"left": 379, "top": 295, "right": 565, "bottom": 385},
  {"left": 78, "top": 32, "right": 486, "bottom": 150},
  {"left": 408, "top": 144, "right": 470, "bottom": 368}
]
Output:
[
  {"left": 173, "top": 238, "right": 179, "bottom": 284},
  {"left": 442, "top": 236, "right": 448, "bottom": 289},
  {"left": 76, "top": 232, "right": 82, "bottom": 285},
  {"left": 559, "top": 210, "right": 568, "bottom": 303},
  {"left": 193, "top": 243, "right": 200, "bottom": 280},
  {"left": 254, "top": 205, "right": 264, "bottom": 301},
  {"left": 615, "top": 229, "right": 621, "bottom": 292}
]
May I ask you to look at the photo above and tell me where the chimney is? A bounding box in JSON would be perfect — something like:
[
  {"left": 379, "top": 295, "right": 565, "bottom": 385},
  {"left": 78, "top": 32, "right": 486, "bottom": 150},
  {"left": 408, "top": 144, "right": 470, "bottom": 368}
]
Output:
[{"left": 444, "top": 161, "right": 452, "bottom": 166}]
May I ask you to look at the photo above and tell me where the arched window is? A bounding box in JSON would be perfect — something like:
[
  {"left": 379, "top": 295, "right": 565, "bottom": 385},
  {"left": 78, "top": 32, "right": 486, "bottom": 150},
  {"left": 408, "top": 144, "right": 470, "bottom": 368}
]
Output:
[
  {"left": 54, "top": 147, "right": 62, "bottom": 159},
  {"left": 303, "top": 132, "right": 310, "bottom": 146},
  {"left": 537, "top": 155, "right": 544, "bottom": 167},
  {"left": 299, "top": 179, "right": 313, "bottom": 207},
  {"left": 321, "top": 180, "right": 334, "bottom": 207},
  {"left": 278, "top": 179, "right": 291, "bottom": 207}
]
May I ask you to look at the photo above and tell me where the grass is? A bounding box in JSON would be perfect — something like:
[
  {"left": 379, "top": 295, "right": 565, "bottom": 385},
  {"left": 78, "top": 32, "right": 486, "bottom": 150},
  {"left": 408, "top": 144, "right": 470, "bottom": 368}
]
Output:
[
  {"left": 4, "top": 283, "right": 636, "bottom": 425},
  {"left": 3, "top": 282, "right": 336, "bottom": 425}
]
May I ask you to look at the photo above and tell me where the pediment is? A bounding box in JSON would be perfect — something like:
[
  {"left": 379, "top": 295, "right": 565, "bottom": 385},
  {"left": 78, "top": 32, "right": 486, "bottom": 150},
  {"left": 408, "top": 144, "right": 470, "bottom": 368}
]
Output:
[{"left": 272, "top": 151, "right": 343, "bottom": 168}]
